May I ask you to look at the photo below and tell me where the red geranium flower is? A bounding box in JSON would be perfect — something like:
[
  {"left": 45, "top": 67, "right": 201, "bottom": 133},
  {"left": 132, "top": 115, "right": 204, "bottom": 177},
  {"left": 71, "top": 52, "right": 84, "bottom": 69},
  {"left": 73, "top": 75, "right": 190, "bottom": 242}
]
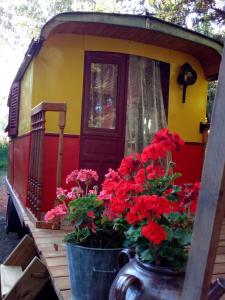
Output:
[
  {"left": 152, "top": 128, "right": 184, "bottom": 152},
  {"left": 118, "top": 155, "right": 140, "bottom": 177},
  {"left": 141, "top": 221, "right": 167, "bottom": 245},
  {"left": 141, "top": 143, "right": 167, "bottom": 162},
  {"left": 134, "top": 168, "right": 146, "bottom": 184}
]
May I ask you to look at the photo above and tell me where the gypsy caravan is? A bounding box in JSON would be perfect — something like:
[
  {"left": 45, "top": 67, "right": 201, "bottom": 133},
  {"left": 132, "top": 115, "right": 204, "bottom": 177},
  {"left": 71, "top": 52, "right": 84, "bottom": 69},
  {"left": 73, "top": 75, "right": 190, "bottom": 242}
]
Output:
[{"left": 5, "top": 12, "right": 223, "bottom": 226}]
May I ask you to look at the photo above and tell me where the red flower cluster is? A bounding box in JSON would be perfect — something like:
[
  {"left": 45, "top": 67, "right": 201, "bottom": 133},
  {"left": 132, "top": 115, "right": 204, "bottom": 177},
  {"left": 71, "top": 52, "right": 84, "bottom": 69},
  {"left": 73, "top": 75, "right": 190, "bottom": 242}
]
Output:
[
  {"left": 126, "top": 195, "right": 170, "bottom": 225},
  {"left": 100, "top": 128, "right": 198, "bottom": 248},
  {"left": 152, "top": 128, "right": 185, "bottom": 151},
  {"left": 141, "top": 128, "right": 184, "bottom": 163},
  {"left": 142, "top": 221, "right": 167, "bottom": 245},
  {"left": 178, "top": 182, "right": 200, "bottom": 214},
  {"left": 118, "top": 154, "right": 141, "bottom": 177}
]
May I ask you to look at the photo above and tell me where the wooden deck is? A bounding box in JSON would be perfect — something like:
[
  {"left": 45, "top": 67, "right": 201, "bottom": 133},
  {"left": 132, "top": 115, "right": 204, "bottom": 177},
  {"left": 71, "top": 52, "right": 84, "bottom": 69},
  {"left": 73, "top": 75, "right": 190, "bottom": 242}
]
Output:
[
  {"left": 212, "top": 220, "right": 225, "bottom": 300},
  {"left": 23, "top": 214, "right": 71, "bottom": 300},
  {"left": 22, "top": 214, "right": 225, "bottom": 300},
  {"left": 6, "top": 179, "right": 225, "bottom": 299}
]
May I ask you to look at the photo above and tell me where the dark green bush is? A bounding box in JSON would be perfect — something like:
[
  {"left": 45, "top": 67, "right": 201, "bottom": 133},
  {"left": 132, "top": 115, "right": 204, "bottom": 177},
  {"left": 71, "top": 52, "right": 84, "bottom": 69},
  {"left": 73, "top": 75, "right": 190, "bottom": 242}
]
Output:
[{"left": 0, "top": 140, "right": 8, "bottom": 171}]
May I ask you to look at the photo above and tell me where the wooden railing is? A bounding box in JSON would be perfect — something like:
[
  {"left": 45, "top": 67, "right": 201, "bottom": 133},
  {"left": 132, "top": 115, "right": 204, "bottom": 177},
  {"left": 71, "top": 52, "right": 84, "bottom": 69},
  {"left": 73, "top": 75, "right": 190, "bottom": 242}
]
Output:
[{"left": 27, "top": 102, "right": 67, "bottom": 220}]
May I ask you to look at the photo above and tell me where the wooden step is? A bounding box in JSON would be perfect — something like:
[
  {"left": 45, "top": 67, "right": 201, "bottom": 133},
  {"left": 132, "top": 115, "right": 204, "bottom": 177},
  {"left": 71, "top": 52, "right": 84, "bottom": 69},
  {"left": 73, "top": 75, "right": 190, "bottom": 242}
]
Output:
[{"left": 0, "top": 265, "right": 23, "bottom": 297}]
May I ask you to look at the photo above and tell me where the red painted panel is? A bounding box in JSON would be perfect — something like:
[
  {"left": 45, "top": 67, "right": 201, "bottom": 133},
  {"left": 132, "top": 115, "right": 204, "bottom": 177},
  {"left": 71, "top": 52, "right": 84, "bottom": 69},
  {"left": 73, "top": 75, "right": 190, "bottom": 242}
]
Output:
[
  {"left": 42, "top": 135, "right": 80, "bottom": 212},
  {"left": 172, "top": 143, "right": 204, "bottom": 184},
  {"left": 7, "top": 140, "right": 14, "bottom": 186},
  {"left": 12, "top": 135, "right": 30, "bottom": 205}
]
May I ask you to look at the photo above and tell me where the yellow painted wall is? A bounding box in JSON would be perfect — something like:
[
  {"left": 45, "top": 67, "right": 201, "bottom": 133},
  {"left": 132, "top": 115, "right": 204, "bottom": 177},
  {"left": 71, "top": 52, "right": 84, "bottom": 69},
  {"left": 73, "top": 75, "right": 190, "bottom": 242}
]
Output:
[
  {"left": 20, "top": 34, "right": 208, "bottom": 142},
  {"left": 18, "top": 61, "right": 34, "bottom": 135}
]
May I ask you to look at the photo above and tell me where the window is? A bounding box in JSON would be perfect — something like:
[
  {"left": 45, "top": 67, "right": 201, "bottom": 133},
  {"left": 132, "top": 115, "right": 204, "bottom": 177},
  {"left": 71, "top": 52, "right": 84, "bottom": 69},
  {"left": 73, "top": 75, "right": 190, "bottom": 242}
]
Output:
[
  {"left": 125, "top": 56, "right": 169, "bottom": 154},
  {"left": 88, "top": 63, "right": 118, "bottom": 129}
]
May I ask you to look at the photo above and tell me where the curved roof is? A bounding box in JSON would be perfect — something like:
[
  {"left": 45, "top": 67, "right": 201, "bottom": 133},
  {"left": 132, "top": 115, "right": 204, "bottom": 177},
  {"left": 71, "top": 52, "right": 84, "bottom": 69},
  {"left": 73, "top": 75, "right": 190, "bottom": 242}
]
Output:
[{"left": 14, "top": 12, "right": 223, "bottom": 83}]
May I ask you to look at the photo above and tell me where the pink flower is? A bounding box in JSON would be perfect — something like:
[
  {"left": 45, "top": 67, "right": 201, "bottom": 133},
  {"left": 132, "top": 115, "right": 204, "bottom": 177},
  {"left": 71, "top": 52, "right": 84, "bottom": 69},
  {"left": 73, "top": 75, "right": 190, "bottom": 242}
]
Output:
[
  {"left": 54, "top": 204, "right": 67, "bottom": 217},
  {"left": 56, "top": 187, "right": 67, "bottom": 200},
  {"left": 105, "top": 168, "right": 120, "bottom": 180},
  {"left": 44, "top": 209, "right": 55, "bottom": 222},
  {"left": 66, "top": 170, "right": 79, "bottom": 184},
  {"left": 77, "top": 169, "right": 99, "bottom": 183},
  {"left": 88, "top": 189, "right": 97, "bottom": 195},
  {"left": 67, "top": 187, "right": 84, "bottom": 199},
  {"left": 91, "top": 222, "right": 97, "bottom": 233},
  {"left": 87, "top": 210, "right": 95, "bottom": 218},
  {"left": 44, "top": 204, "right": 67, "bottom": 223},
  {"left": 98, "top": 190, "right": 112, "bottom": 201}
]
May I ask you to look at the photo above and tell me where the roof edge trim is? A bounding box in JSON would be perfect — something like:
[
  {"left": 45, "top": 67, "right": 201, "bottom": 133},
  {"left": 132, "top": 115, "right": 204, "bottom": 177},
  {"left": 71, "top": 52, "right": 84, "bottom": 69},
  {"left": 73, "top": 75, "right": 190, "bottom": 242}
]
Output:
[{"left": 40, "top": 12, "right": 223, "bottom": 56}]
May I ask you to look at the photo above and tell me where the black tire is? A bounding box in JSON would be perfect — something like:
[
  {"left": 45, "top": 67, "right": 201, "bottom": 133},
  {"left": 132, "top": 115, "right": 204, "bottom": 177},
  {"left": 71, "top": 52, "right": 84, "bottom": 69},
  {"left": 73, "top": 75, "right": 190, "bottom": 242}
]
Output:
[{"left": 6, "top": 196, "right": 24, "bottom": 237}]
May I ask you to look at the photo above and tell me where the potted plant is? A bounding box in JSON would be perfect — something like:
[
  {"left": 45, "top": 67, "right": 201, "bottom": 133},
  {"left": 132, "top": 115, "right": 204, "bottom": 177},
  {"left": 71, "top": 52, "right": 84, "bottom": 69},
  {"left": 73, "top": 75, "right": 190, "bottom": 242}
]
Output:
[
  {"left": 45, "top": 128, "right": 199, "bottom": 300},
  {"left": 96, "top": 128, "right": 200, "bottom": 300},
  {"left": 44, "top": 169, "right": 125, "bottom": 300}
]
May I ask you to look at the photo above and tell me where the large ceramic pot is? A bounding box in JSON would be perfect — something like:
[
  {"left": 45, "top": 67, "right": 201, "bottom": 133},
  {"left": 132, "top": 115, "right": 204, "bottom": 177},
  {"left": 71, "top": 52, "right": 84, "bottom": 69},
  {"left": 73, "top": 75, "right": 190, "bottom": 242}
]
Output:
[
  {"left": 66, "top": 243, "right": 122, "bottom": 300},
  {"left": 109, "top": 250, "right": 184, "bottom": 300}
]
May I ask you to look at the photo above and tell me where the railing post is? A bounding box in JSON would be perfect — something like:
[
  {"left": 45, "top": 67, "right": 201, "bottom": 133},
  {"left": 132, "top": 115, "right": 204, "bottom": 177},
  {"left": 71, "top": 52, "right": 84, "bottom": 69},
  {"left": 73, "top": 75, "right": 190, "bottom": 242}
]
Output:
[
  {"left": 27, "top": 102, "right": 66, "bottom": 222},
  {"left": 56, "top": 110, "right": 66, "bottom": 190}
]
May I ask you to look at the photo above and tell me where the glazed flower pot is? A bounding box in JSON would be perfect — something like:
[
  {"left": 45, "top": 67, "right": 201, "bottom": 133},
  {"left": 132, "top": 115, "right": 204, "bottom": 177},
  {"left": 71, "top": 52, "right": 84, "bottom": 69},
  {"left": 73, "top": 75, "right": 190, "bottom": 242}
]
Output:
[
  {"left": 109, "top": 251, "right": 184, "bottom": 300},
  {"left": 66, "top": 243, "right": 123, "bottom": 300}
]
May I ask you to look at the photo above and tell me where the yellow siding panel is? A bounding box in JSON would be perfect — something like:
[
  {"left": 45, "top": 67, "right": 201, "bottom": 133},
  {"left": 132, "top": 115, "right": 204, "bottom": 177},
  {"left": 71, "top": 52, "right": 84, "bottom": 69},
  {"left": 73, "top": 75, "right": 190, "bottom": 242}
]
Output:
[
  {"left": 18, "top": 61, "right": 34, "bottom": 136},
  {"left": 27, "top": 34, "right": 207, "bottom": 142},
  {"left": 32, "top": 35, "right": 84, "bottom": 135}
]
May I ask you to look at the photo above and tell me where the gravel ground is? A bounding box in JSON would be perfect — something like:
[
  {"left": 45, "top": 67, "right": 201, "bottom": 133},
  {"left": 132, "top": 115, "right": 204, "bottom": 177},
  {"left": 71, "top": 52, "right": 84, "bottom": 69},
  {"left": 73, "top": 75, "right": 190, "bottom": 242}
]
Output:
[{"left": 0, "top": 173, "right": 20, "bottom": 263}]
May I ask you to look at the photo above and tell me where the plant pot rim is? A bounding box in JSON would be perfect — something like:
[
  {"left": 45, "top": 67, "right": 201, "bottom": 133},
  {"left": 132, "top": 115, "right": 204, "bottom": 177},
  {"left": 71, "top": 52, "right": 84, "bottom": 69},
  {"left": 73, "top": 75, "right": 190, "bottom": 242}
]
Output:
[
  {"left": 135, "top": 256, "right": 185, "bottom": 276},
  {"left": 66, "top": 242, "right": 123, "bottom": 251}
]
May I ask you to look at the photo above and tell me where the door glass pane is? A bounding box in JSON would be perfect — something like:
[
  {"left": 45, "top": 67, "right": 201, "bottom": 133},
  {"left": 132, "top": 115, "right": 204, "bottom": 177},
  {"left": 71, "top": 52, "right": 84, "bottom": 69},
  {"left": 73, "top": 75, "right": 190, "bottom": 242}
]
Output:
[{"left": 88, "top": 63, "right": 118, "bottom": 129}]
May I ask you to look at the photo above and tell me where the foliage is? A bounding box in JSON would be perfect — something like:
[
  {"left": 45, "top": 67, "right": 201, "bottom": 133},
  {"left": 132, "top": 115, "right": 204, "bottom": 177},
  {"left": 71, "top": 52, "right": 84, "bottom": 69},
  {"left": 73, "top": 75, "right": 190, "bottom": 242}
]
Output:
[
  {"left": 45, "top": 128, "right": 200, "bottom": 271},
  {"left": 207, "top": 81, "right": 217, "bottom": 121},
  {"left": 148, "top": 0, "right": 190, "bottom": 27},
  {"left": 100, "top": 128, "right": 200, "bottom": 271},
  {"left": 148, "top": 0, "right": 225, "bottom": 30},
  {"left": 44, "top": 169, "right": 125, "bottom": 248},
  {"left": 0, "top": 138, "right": 8, "bottom": 171},
  {"left": 186, "top": 0, "right": 225, "bottom": 28}
]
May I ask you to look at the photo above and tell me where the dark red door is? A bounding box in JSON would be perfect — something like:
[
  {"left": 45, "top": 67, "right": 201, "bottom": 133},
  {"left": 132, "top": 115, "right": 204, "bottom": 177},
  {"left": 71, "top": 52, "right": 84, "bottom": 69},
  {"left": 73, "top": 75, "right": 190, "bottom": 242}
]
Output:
[{"left": 80, "top": 52, "right": 128, "bottom": 183}]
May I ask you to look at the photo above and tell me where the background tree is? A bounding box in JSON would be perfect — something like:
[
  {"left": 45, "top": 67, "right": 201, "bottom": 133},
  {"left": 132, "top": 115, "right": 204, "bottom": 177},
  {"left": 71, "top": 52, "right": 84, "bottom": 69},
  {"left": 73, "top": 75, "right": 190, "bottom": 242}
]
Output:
[{"left": 147, "top": 0, "right": 224, "bottom": 121}]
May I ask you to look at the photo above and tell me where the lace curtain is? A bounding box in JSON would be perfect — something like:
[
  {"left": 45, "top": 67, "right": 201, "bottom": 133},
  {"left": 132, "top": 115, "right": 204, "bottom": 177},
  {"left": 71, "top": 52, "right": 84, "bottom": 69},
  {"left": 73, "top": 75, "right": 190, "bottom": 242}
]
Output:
[{"left": 125, "top": 56, "right": 167, "bottom": 155}]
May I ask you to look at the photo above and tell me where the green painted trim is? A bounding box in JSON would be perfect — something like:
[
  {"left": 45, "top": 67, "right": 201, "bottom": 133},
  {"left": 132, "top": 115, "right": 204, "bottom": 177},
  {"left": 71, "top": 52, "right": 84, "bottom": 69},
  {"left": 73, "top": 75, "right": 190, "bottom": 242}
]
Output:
[{"left": 41, "top": 12, "right": 223, "bottom": 55}]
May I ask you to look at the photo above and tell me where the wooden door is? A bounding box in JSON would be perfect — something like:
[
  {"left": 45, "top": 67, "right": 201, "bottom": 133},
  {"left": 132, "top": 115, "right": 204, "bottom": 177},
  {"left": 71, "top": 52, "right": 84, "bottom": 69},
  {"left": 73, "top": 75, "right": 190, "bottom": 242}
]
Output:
[{"left": 80, "top": 52, "right": 128, "bottom": 183}]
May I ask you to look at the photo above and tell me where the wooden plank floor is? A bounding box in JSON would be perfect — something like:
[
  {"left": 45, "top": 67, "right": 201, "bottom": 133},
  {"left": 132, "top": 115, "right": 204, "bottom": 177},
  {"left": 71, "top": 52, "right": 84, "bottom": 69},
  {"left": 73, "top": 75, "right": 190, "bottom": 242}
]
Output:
[
  {"left": 22, "top": 211, "right": 225, "bottom": 300},
  {"left": 23, "top": 214, "right": 71, "bottom": 300},
  {"left": 212, "top": 219, "right": 225, "bottom": 300}
]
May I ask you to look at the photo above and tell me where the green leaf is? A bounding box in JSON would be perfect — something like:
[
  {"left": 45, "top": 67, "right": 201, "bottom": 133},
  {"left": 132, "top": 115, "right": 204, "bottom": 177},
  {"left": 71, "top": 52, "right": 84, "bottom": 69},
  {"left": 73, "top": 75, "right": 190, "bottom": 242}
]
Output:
[
  {"left": 163, "top": 225, "right": 173, "bottom": 241},
  {"left": 171, "top": 172, "right": 182, "bottom": 181},
  {"left": 180, "top": 232, "right": 192, "bottom": 246},
  {"left": 168, "top": 212, "right": 180, "bottom": 222},
  {"left": 174, "top": 229, "right": 192, "bottom": 246},
  {"left": 167, "top": 213, "right": 186, "bottom": 224},
  {"left": 140, "top": 249, "right": 154, "bottom": 263},
  {"left": 64, "top": 228, "right": 90, "bottom": 244}
]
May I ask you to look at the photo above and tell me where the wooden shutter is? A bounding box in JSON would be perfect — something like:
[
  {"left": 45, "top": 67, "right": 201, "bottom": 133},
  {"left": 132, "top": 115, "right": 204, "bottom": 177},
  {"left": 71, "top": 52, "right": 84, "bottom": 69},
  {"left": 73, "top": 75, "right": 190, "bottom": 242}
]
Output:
[{"left": 7, "top": 82, "right": 20, "bottom": 137}]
